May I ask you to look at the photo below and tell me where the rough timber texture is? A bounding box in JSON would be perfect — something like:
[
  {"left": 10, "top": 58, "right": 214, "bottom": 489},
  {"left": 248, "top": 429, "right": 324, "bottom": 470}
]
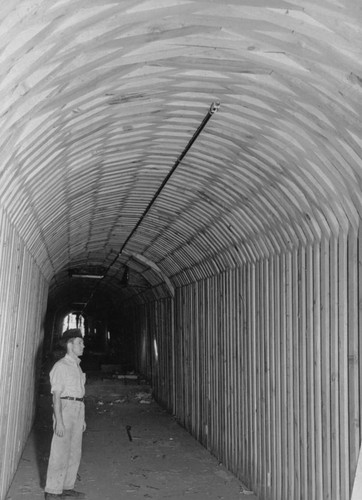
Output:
[
  {"left": 1, "top": 1, "right": 362, "bottom": 499},
  {"left": 1, "top": 0, "right": 362, "bottom": 302},
  {"left": 128, "top": 242, "right": 362, "bottom": 500},
  {"left": 0, "top": 208, "right": 48, "bottom": 500}
]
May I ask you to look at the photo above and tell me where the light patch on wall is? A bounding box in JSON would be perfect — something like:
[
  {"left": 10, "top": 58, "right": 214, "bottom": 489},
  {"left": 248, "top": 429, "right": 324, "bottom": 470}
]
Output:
[{"left": 153, "top": 338, "right": 159, "bottom": 362}]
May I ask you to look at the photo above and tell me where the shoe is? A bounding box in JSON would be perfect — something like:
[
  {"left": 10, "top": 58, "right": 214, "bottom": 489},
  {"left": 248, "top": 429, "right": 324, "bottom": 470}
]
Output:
[
  {"left": 45, "top": 494, "right": 63, "bottom": 499},
  {"left": 62, "top": 490, "right": 86, "bottom": 498}
]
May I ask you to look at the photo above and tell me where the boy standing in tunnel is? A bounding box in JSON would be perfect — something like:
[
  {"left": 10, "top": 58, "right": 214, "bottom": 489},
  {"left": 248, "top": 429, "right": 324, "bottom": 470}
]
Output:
[{"left": 44, "top": 329, "right": 86, "bottom": 499}]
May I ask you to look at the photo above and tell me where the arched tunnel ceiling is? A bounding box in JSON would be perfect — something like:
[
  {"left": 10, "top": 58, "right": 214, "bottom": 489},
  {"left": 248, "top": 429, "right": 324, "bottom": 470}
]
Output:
[{"left": 1, "top": 0, "right": 362, "bottom": 308}]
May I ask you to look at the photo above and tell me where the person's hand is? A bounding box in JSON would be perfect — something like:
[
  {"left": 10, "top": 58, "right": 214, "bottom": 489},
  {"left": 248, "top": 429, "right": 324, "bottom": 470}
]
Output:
[
  {"left": 83, "top": 421, "right": 87, "bottom": 432},
  {"left": 54, "top": 420, "right": 65, "bottom": 437}
]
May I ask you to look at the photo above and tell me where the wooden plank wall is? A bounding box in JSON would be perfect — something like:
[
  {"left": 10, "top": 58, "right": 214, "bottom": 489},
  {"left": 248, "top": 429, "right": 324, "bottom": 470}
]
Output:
[
  {"left": 0, "top": 207, "right": 48, "bottom": 500},
  {"left": 128, "top": 229, "right": 361, "bottom": 500}
]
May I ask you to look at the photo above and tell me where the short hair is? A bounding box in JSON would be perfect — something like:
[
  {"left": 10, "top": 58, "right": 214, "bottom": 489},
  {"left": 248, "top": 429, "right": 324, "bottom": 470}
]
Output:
[{"left": 59, "top": 328, "right": 83, "bottom": 349}]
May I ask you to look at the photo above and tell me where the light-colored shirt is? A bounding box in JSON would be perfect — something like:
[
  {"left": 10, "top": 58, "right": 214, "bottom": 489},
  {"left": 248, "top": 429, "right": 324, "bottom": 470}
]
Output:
[{"left": 49, "top": 354, "right": 86, "bottom": 398}]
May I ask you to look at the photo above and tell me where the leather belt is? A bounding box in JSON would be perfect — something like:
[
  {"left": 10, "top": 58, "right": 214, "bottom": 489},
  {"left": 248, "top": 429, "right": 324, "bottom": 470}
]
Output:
[{"left": 60, "top": 396, "right": 84, "bottom": 402}]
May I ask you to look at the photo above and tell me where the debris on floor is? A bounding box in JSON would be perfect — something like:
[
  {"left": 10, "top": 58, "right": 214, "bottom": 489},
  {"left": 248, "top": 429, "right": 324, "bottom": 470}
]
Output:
[
  {"left": 7, "top": 377, "right": 259, "bottom": 500},
  {"left": 134, "top": 391, "right": 153, "bottom": 404}
]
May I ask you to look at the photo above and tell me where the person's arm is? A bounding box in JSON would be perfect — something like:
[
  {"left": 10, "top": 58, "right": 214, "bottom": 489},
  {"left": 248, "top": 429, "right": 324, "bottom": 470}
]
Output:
[{"left": 52, "top": 391, "right": 65, "bottom": 437}]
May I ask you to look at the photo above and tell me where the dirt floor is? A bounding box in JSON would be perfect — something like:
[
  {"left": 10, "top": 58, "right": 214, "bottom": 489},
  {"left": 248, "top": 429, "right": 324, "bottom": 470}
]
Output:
[{"left": 6, "top": 375, "right": 258, "bottom": 500}]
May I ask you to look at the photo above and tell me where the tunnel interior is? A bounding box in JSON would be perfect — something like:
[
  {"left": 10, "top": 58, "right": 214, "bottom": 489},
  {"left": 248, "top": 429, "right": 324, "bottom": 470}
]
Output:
[{"left": 1, "top": 2, "right": 362, "bottom": 500}]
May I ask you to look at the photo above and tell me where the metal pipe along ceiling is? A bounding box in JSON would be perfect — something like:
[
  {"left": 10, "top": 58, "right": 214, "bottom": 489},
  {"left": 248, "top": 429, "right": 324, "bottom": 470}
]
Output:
[{"left": 81, "top": 101, "right": 220, "bottom": 310}]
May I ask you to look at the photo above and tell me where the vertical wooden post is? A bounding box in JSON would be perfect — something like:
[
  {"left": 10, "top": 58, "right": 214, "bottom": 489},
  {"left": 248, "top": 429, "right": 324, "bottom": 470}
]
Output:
[
  {"left": 313, "top": 242, "right": 323, "bottom": 499},
  {"left": 330, "top": 235, "right": 341, "bottom": 499},
  {"left": 339, "top": 232, "right": 350, "bottom": 500},
  {"left": 274, "top": 254, "right": 282, "bottom": 500},
  {"left": 285, "top": 251, "right": 295, "bottom": 498},
  {"left": 299, "top": 246, "right": 308, "bottom": 499},
  {"left": 321, "top": 236, "right": 332, "bottom": 500},
  {"left": 292, "top": 247, "right": 300, "bottom": 500},
  {"left": 306, "top": 243, "right": 316, "bottom": 500}
]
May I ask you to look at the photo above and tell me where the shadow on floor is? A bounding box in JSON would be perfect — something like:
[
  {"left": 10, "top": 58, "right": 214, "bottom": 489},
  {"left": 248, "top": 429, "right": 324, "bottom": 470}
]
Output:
[{"left": 6, "top": 375, "right": 258, "bottom": 500}]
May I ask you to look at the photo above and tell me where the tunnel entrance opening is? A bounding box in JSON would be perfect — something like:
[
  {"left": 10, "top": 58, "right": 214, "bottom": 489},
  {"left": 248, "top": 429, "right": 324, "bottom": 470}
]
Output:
[{"left": 62, "top": 312, "right": 85, "bottom": 335}]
